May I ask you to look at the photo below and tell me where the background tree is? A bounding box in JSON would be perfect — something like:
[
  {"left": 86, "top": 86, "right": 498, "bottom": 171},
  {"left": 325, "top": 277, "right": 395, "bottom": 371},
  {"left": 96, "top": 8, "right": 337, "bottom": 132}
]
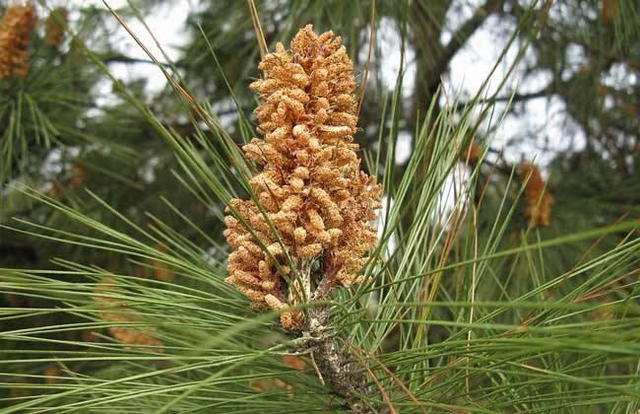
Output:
[{"left": 0, "top": 0, "right": 638, "bottom": 412}]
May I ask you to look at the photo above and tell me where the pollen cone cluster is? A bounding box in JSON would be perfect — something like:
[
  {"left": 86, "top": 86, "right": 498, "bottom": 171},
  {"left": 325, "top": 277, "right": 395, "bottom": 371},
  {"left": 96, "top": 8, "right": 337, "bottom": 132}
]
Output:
[
  {"left": 224, "top": 25, "right": 381, "bottom": 329},
  {"left": 0, "top": 3, "right": 37, "bottom": 79},
  {"left": 94, "top": 278, "right": 164, "bottom": 352},
  {"left": 464, "top": 141, "right": 482, "bottom": 162},
  {"left": 152, "top": 244, "right": 174, "bottom": 282},
  {"left": 45, "top": 7, "right": 68, "bottom": 47},
  {"left": 520, "top": 163, "right": 552, "bottom": 228},
  {"left": 602, "top": 0, "right": 619, "bottom": 24}
]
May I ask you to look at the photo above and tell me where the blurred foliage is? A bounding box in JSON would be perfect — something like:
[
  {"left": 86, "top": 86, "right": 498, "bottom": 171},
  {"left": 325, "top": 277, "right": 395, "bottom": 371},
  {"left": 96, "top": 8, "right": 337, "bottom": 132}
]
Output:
[{"left": 0, "top": 0, "right": 638, "bottom": 411}]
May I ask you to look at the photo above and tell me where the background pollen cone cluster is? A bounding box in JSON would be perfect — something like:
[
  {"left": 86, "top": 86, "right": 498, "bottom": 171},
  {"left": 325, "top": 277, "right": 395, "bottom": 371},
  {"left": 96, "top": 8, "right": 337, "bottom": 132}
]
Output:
[
  {"left": 94, "top": 278, "right": 164, "bottom": 352},
  {"left": 0, "top": 3, "right": 37, "bottom": 79},
  {"left": 224, "top": 25, "right": 381, "bottom": 329},
  {"left": 520, "top": 163, "right": 553, "bottom": 228},
  {"left": 44, "top": 7, "right": 68, "bottom": 47}
]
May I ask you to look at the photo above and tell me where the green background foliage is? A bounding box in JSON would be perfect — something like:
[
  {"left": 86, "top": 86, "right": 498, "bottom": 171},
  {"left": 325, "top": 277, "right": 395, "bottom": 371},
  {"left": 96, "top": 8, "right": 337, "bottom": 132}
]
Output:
[{"left": 0, "top": 0, "right": 638, "bottom": 412}]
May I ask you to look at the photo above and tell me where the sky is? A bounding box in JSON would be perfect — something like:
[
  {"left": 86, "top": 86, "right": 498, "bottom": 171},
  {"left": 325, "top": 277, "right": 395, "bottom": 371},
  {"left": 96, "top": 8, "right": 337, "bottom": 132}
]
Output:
[{"left": 70, "top": 0, "right": 191, "bottom": 93}]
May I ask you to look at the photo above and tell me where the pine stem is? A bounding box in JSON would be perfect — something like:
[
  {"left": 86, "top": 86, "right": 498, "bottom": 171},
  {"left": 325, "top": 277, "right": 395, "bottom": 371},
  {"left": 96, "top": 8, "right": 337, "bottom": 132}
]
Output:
[{"left": 303, "top": 305, "right": 370, "bottom": 413}]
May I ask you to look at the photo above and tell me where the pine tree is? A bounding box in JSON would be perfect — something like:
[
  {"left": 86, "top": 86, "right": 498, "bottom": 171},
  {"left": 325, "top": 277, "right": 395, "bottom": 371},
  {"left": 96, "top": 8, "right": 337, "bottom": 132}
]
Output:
[{"left": 1, "top": 1, "right": 638, "bottom": 412}]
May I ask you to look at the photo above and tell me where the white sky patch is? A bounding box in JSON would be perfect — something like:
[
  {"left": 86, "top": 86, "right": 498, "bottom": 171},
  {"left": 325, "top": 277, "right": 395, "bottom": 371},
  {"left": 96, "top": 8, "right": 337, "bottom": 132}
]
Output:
[
  {"left": 447, "top": 15, "right": 523, "bottom": 99},
  {"left": 376, "top": 17, "right": 416, "bottom": 97},
  {"left": 492, "top": 95, "right": 587, "bottom": 166},
  {"left": 377, "top": 196, "right": 397, "bottom": 259},
  {"left": 203, "top": 246, "right": 220, "bottom": 267},
  {"left": 442, "top": 0, "right": 486, "bottom": 43},
  {"left": 562, "top": 43, "right": 586, "bottom": 81},
  {"left": 68, "top": 0, "right": 192, "bottom": 95},
  {"left": 395, "top": 131, "right": 413, "bottom": 165},
  {"left": 602, "top": 62, "right": 638, "bottom": 89},
  {"left": 40, "top": 148, "right": 64, "bottom": 177},
  {"left": 40, "top": 146, "right": 81, "bottom": 179},
  {"left": 107, "top": 3, "right": 190, "bottom": 92},
  {"left": 138, "top": 155, "right": 161, "bottom": 184},
  {"left": 435, "top": 162, "right": 473, "bottom": 227}
]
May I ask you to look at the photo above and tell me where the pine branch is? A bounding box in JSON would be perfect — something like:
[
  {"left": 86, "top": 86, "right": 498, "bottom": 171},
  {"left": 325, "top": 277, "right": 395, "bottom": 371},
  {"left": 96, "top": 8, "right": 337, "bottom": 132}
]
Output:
[
  {"left": 302, "top": 305, "right": 373, "bottom": 413},
  {"left": 99, "top": 53, "right": 174, "bottom": 68},
  {"left": 440, "top": 0, "right": 505, "bottom": 71},
  {"left": 455, "top": 84, "right": 555, "bottom": 109},
  {"left": 429, "top": 0, "right": 505, "bottom": 92}
]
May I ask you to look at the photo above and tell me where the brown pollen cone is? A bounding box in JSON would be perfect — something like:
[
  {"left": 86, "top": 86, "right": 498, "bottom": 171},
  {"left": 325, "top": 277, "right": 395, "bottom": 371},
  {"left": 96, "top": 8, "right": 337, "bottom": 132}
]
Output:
[
  {"left": 94, "top": 277, "right": 164, "bottom": 352},
  {"left": 45, "top": 7, "right": 68, "bottom": 47},
  {"left": 520, "top": 163, "right": 552, "bottom": 228},
  {"left": 463, "top": 140, "right": 481, "bottom": 162},
  {"left": 44, "top": 364, "right": 61, "bottom": 384},
  {"left": 0, "top": 3, "right": 37, "bottom": 79},
  {"left": 602, "top": 0, "right": 618, "bottom": 25},
  {"left": 223, "top": 25, "right": 381, "bottom": 329},
  {"left": 152, "top": 244, "right": 174, "bottom": 282}
]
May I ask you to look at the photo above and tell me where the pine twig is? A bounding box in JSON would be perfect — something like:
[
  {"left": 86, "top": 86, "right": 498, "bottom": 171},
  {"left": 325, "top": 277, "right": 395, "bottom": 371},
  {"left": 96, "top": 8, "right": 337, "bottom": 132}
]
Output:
[{"left": 302, "top": 305, "right": 371, "bottom": 413}]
